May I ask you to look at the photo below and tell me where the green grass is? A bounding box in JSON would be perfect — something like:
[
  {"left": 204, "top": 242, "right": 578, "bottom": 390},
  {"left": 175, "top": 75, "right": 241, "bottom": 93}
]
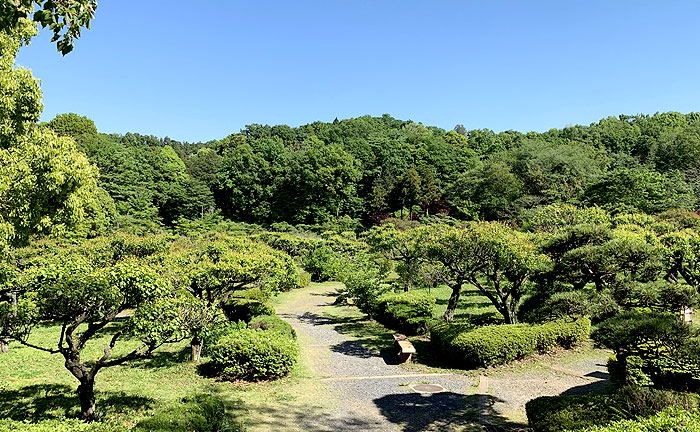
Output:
[
  {"left": 0, "top": 320, "right": 334, "bottom": 431},
  {"left": 411, "top": 283, "right": 500, "bottom": 322}
]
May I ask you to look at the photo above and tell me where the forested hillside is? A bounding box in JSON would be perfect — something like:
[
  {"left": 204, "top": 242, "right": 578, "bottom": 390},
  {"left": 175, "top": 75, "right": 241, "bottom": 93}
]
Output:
[{"left": 46, "top": 111, "right": 700, "bottom": 232}]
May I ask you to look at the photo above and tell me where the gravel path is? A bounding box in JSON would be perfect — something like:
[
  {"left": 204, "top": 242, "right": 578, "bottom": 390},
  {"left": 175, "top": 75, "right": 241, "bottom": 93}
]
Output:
[{"left": 274, "top": 283, "right": 611, "bottom": 431}]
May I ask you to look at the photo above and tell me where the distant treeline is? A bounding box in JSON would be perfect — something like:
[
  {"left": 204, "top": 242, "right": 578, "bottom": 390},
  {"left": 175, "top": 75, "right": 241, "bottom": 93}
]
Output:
[{"left": 46, "top": 112, "right": 700, "bottom": 230}]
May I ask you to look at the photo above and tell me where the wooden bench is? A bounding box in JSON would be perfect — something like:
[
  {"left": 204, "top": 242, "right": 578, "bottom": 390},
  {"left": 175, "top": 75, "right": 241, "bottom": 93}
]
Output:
[{"left": 393, "top": 334, "right": 416, "bottom": 363}]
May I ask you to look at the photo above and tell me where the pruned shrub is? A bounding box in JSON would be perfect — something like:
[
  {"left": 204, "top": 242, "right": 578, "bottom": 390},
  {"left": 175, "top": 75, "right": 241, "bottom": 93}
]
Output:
[
  {"left": 526, "top": 387, "right": 700, "bottom": 432},
  {"left": 209, "top": 328, "right": 298, "bottom": 381},
  {"left": 375, "top": 291, "right": 435, "bottom": 335},
  {"left": 249, "top": 314, "right": 296, "bottom": 339},
  {"left": 431, "top": 317, "right": 590, "bottom": 368},
  {"left": 577, "top": 407, "right": 700, "bottom": 432},
  {"left": 221, "top": 298, "right": 275, "bottom": 323}
]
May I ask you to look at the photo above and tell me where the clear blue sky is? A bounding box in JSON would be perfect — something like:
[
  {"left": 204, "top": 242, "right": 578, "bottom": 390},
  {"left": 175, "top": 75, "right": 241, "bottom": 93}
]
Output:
[{"left": 15, "top": 1, "right": 700, "bottom": 143}]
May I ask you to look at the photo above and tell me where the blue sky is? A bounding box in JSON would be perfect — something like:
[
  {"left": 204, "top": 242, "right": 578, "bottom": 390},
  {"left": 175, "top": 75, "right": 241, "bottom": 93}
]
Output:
[{"left": 15, "top": 1, "right": 700, "bottom": 142}]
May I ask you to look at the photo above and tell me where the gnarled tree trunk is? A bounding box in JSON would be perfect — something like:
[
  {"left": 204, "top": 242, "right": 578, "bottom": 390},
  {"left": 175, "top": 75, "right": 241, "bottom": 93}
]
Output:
[
  {"left": 77, "top": 377, "right": 97, "bottom": 421},
  {"left": 0, "top": 337, "right": 9, "bottom": 353},
  {"left": 443, "top": 281, "right": 463, "bottom": 322},
  {"left": 190, "top": 336, "right": 203, "bottom": 362}
]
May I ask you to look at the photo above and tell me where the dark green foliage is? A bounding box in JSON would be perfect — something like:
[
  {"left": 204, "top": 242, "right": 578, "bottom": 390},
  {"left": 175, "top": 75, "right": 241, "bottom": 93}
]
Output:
[
  {"left": 221, "top": 299, "right": 275, "bottom": 323},
  {"left": 209, "top": 328, "right": 298, "bottom": 381},
  {"left": 431, "top": 317, "right": 590, "bottom": 368},
  {"left": 374, "top": 291, "right": 435, "bottom": 335},
  {"left": 249, "top": 314, "right": 296, "bottom": 339},
  {"left": 133, "top": 394, "right": 239, "bottom": 432},
  {"left": 525, "top": 387, "right": 700, "bottom": 432}
]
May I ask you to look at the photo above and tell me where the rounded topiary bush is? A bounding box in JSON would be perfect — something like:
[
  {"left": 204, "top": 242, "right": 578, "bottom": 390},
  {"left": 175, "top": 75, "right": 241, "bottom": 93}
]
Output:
[
  {"left": 209, "top": 328, "right": 298, "bottom": 381},
  {"left": 221, "top": 298, "right": 275, "bottom": 322},
  {"left": 249, "top": 314, "right": 296, "bottom": 339}
]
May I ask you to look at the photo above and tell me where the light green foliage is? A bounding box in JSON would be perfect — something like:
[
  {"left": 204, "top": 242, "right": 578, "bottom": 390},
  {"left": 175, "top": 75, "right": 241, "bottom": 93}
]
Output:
[
  {"left": 209, "top": 327, "right": 298, "bottom": 381},
  {"left": 527, "top": 203, "right": 611, "bottom": 233},
  {"left": 0, "top": 418, "right": 125, "bottom": 431},
  {"left": 0, "top": 0, "right": 97, "bottom": 54},
  {"left": 249, "top": 314, "right": 296, "bottom": 339},
  {"left": 365, "top": 224, "right": 431, "bottom": 291},
  {"left": 0, "top": 25, "right": 107, "bottom": 245},
  {"left": 431, "top": 317, "right": 590, "bottom": 368},
  {"left": 0, "top": 20, "right": 41, "bottom": 148}
]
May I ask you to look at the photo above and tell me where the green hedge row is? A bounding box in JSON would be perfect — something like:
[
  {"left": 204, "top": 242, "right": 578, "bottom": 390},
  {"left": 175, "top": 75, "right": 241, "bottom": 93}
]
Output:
[
  {"left": 526, "top": 387, "right": 700, "bottom": 432},
  {"left": 375, "top": 291, "right": 435, "bottom": 335},
  {"left": 431, "top": 317, "right": 590, "bottom": 368},
  {"left": 576, "top": 407, "right": 700, "bottom": 432}
]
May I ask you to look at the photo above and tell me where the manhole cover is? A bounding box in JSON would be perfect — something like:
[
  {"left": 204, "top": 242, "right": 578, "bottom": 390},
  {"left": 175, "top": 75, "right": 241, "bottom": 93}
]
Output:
[{"left": 411, "top": 384, "right": 445, "bottom": 393}]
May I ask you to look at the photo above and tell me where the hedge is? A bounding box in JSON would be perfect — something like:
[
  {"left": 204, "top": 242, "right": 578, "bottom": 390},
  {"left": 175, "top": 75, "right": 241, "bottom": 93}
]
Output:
[
  {"left": 526, "top": 387, "right": 700, "bottom": 432},
  {"left": 576, "top": 407, "right": 700, "bottom": 432},
  {"left": 221, "top": 298, "right": 275, "bottom": 323},
  {"left": 431, "top": 317, "right": 590, "bottom": 368},
  {"left": 375, "top": 291, "right": 436, "bottom": 335},
  {"left": 209, "top": 328, "right": 298, "bottom": 381}
]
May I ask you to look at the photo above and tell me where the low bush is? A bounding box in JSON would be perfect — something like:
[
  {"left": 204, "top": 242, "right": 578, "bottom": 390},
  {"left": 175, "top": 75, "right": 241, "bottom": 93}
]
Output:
[
  {"left": 526, "top": 387, "right": 700, "bottom": 432},
  {"left": 209, "top": 328, "right": 298, "bottom": 381},
  {"left": 577, "top": 407, "right": 700, "bottom": 432},
  {"left": 375, "top": 291, "right": 435, "bottom": 335},
  {"left": 249, "top": 314, "right": 296, "bottom": 339},
  {"left": 133, "top": 394, "right": 240, "bottom": 432},
  {"left": 431, "top": 317, "right": 590, "bottom": 368},
  {"left": 221, "top": 298, "right": 275, "bottom": 323}
]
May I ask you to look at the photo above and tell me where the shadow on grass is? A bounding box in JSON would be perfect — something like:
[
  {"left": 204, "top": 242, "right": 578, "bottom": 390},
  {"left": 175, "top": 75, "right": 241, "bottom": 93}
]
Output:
[
  {"left": 374, "top": 391, "right": 529, "bottom": 432},
  {"left": 0, "top": 383, "right": 155, "bottom": 422},
  {"left": 128, "top": 345, "right": 191, "bottom": 370}
]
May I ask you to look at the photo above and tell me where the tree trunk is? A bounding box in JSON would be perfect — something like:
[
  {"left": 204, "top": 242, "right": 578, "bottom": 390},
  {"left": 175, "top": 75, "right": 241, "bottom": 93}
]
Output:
[
  {"left": 77, "top": 378, "right": 96, "bottom": 421},
  {"left": 0, "top": 337, "right": 8, "bottom": 353},
  {"left": 443, "top": 282, "right": 462, "bottom": 322},
  {"left": 190, "top": 336, "right": 203, "bottom": 362}
]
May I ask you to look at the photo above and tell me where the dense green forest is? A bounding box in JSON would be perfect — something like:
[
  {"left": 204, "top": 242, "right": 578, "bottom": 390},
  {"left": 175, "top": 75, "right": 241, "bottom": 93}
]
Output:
[{"left": 41, "top": 110, "right": 700, "bottom": 236}]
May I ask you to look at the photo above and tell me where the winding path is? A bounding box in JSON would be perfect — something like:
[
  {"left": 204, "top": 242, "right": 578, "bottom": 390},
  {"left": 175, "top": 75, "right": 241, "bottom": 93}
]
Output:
[{"left": 272, "top": 283, "right": 611, "bottom": 431}]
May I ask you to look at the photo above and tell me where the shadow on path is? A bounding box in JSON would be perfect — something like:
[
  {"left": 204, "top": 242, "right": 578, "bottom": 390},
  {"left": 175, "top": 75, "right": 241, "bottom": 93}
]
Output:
[{"left": 374, "top": 391, "right": 529, "bottom": 432}]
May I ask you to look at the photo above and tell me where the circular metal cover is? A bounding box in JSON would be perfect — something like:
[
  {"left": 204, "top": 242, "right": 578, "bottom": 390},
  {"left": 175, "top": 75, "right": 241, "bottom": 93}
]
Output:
[{"left": 411, "top": 384, "right": 445, "bottom": 393}]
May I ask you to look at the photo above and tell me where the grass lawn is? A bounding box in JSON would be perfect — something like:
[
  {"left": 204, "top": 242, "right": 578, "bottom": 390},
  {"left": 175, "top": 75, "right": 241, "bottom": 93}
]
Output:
[
  {"left": 0, "top": 315, "right": 333, "bottom": 430},
  {"left": 411, "top": 283, "right": 500, "bottom": 321}
]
